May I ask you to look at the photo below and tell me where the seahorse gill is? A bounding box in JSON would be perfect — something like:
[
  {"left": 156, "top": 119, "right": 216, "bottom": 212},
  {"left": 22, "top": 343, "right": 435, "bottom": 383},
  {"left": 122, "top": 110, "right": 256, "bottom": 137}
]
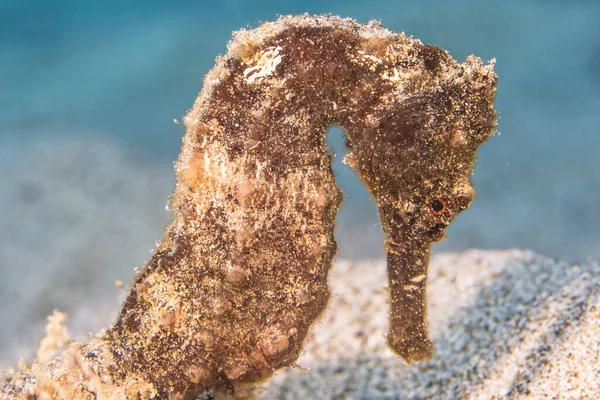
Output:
[{"left": 1, "top": 14, "right": 497, "bottom": 400}]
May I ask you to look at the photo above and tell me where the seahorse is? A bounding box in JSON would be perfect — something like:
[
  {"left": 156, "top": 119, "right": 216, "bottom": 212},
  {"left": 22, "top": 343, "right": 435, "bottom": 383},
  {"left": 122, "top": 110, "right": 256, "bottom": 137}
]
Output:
[{"left": 1, "top": 14, "right": 497, "bottom": 400}]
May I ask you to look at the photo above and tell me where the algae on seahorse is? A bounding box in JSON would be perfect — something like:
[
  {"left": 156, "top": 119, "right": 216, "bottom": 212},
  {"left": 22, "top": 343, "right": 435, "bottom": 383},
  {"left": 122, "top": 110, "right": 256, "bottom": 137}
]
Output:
[{"left": 1, "top": 14, "right": 497, "bottom": 399}]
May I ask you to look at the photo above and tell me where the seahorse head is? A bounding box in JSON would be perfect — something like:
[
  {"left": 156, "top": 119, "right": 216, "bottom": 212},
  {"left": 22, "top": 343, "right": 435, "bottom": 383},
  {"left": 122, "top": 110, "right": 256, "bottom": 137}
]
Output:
[{"left": 341, "top": 48, "right": 497, "bottom": 362}]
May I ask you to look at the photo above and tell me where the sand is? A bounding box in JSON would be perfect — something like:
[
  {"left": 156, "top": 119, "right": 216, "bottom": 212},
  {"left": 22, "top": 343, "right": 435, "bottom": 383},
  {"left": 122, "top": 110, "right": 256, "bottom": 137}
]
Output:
[
  {"left": 252, "top": 250, "right": 600, "bottom": 399},
  {"left": 2, "top": 249, "right": 599, "bottom": 399}
]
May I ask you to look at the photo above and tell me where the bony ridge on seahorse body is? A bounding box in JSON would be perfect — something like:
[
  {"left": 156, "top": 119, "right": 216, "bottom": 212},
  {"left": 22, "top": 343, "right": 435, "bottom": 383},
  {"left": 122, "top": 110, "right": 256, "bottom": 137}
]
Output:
[{"left": 1, "top": 14, "right": 497, "bottom": 400}]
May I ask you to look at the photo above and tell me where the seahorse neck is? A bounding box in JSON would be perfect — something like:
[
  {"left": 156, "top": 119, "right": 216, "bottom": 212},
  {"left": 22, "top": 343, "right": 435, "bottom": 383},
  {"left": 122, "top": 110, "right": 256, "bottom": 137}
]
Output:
[{"left": 180, "top": 16, "right": 404, "bottom": 161}]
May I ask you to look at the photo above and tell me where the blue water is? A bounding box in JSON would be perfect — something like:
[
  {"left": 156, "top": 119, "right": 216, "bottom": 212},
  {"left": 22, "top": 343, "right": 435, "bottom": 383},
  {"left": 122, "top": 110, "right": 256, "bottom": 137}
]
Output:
[
  {"left": 0, "top": 0, "right": 599, "bottom": 363},
  {"left": 2, "top": 0, "right": 600, "bottom": 257}
]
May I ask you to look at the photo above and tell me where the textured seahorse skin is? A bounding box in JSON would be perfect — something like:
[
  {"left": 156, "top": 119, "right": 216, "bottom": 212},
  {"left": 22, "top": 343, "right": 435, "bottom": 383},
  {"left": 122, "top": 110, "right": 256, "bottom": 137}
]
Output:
[{"left": 1, "top": 14, "right": 496, "bottom": 400}]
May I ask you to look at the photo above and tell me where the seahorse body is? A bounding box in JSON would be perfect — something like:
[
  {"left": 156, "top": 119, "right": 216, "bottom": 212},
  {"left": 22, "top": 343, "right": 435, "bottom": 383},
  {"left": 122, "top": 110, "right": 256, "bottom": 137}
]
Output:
[{"left": 1, "top": 14, "right": 497, "bottom": 399}]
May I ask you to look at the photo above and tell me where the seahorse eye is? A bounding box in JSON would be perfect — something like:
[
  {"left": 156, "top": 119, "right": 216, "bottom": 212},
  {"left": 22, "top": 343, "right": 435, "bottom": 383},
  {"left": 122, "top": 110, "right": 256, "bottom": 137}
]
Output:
[{"left": 429, "top": 198, "right": 445, "bottom": 214}]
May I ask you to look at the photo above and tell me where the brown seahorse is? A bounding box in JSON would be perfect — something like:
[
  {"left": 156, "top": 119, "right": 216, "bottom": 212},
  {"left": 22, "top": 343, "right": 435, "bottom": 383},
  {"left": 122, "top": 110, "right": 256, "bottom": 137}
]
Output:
[{"left": 1, "top": 14, "right": 497, "bottom": 400}]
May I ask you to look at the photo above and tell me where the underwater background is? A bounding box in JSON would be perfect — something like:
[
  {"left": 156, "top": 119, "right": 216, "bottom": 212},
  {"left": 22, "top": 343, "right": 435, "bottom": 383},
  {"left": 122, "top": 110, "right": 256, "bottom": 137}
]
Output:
[{"left": 1, "top": 0, "right": 599, "bottom": 365}]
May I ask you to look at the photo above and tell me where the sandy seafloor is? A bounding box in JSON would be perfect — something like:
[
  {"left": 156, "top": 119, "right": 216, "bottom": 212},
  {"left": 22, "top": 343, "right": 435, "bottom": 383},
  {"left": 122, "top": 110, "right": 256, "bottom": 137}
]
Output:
[
  {"left": 255, "top": 250, "right": 600, "bottom": 399},
  {"left": 2, "top": 249, "right": 599, "bottom": 399},
  {"left": 1, "top": 0, "right": 600, "bottom": 398}
]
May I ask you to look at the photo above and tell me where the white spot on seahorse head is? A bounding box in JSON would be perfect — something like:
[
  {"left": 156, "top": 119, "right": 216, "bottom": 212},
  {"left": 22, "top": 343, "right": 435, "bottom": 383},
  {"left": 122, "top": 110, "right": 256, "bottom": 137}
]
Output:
[
  {"left": 382, "top": 67, "right": 402, "bottom": 82},
  {"left": 357, "top": 50, "right": 383, "bottom": 65},
  {"left": 403, "top": 284, "right": 420, "bottom": 291},
  {"left": 244, "top": 46, "right": 283, "bottom": 84}
]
